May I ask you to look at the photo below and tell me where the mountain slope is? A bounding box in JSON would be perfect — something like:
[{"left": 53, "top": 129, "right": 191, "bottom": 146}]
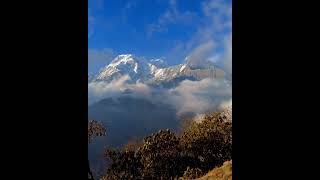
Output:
[
  {"left": 88, "top": 96, "right": 180, "bottom": 173},
  {"left": 93, "top": 54, "right": 154, "bottom": 83}
]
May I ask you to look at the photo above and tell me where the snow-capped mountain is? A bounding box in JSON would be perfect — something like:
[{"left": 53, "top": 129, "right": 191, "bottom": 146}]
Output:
[
  {"left": 152, "top": 62, "right": 225, "bottom": 82},
  {"left": 149, "top": 58, "right": 168, "bottom": 68},
  {"left": 90, "top": 54, "right": 226, "bottom": 85},
  {"left": 93, "top": 54, "right": 151, "bottom": 83}
]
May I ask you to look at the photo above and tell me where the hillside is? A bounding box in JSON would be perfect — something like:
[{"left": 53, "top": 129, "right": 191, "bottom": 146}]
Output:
[
  {"left": 97, "top": 108, "right": 232, "bottom": 180},
  {"left": 196, "top": 161, "right": 232, "bottom": 180}
]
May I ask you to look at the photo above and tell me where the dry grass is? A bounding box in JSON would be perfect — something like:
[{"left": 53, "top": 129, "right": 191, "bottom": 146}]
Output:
[{"left": 195, "top": 160, "right": 232, "bottom": 180}]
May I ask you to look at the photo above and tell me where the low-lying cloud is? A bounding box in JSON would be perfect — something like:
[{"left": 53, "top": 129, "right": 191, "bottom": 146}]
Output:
[
  {"left": 164, "top": 78, "right": 231, "bottom": 116},
  {"left": 88, "top": 75, "right": 152, "bottom": 104},
  {"left": 88, "top": 77, "right": 232, "bottom": 117},
  {"left": 185, "top": 41, "right": 215, "bottom": 68}
]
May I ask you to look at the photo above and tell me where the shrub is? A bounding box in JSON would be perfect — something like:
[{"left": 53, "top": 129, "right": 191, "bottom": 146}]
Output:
[
  {"left": 88, "top": 120, "right": 106, "bottom": 143},
  {"left": 181, "top": 167, "right": 204, "bottom": 179},
  {"left": 103, "top": 149, "right": 142, "bottom": 180},
  {"left": 137, "top": 129, "right": 182, "bottom": 179},
  {"left": 179, "top": 111, "right": 232, "bottom": 171},
  {"left": 102, "top": 110, "right": 232, "bottom": 180},
  {"left": 122, "top": 138, "right": 143, "bottom": 152}
]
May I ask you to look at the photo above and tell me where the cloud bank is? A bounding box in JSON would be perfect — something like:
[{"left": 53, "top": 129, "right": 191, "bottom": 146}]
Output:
[
  {"left": 89, "top": 76, "right": 232, "bottom": 117},
  {"left": 163, "top": 0, "right": 232, "bottom": 72},
  {"left": 164, "top": 78, "right": 231, "bottom": 116},
  {"left": 88, "top": 75, "right": 152, "bottom": 104}
]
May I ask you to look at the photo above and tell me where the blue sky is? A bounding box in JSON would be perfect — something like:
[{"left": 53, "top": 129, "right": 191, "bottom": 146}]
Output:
[{"left": 88, "top": 0, "right": 232, "bottom": 74}]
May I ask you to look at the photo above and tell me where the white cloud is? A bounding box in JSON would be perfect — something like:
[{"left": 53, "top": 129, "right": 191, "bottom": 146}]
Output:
[
  {"left": 88, "top": 75, "right": 152, "bottom": 105},
  {"left": 185, "top": 0, "right": 231, "bottom": 72},
  {"left": 202, "top": 0, "right": 232, "bottom": 32},
  {"left": 164, "top": 78, "right": 232, "bottom": 116},
  {"left": 165, "top": 0, "right": 232, "bottom": 71},
  {"left": 88, "top": 76, "right": 231, "bottom": 117},
  {"left": 147, "top": 0, "right": 196, "bottom": 37},
  {"left": 218, "top": 99, "right": 232, "bottom": 110},
  {"left": 223, "top": 35, "right": 232, "bottom": 74},
  {"left": 185, "top": 41, "right": 215, "bottom": 67}
]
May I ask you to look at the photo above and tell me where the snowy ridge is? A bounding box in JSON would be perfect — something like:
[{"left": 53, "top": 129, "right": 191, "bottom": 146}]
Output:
[{"left": 91, "top": 54, "right": 226, "bottom": 85}]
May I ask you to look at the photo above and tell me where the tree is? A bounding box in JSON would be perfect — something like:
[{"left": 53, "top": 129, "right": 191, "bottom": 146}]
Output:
[
  {"left": 181, "top": 167, "right": 204, "bottom": 179},
  {"left": 103, "top": 129, "right": 182, "bottom": 180},
  {"left": 102, "top": 109, "right": 232, "bottom": 180},
  {"left": 103, "top": 149, "right": 142, "bottom": 180},
  {"left": 88, "top": 120, "right": 106, "bottom": 180},
  {"left": 179, "top": 111, "right": 232, "bottom": 172},
  {"left": 137, "top": 129, "right": 182, "bottom": 179},
  {"left": 88, "top": 120, "right": 106, "bottom": 143}
]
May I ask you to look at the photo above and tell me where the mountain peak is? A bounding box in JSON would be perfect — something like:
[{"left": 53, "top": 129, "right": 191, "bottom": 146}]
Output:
[
  {"left": 149, "top": 58, "right": 168, "bottom": 68},
  {"left": 117, "top": 54, "right": 134, "bottom": 59},
  {"left": 94, "top": 54, "right": 150, "bottom": 82},
  {"left": 91, "top": 53, "right": 225, "bottom": 84},
  {"left": 111, "top": 54, "right": 136, "bottom": 64}
]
